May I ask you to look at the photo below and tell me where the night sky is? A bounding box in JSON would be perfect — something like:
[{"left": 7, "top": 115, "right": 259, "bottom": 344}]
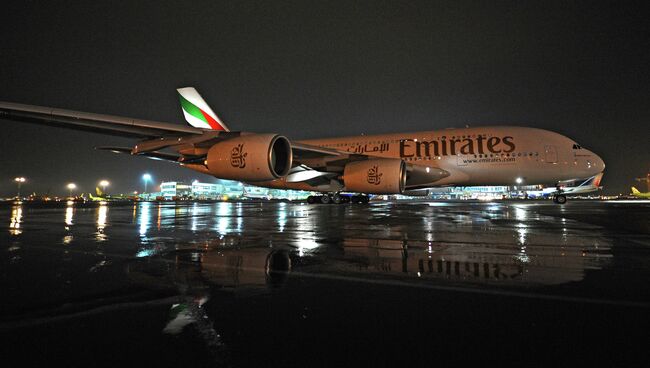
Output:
[{"left": 1, "top": 1, "right": 648, "bottom": 196}]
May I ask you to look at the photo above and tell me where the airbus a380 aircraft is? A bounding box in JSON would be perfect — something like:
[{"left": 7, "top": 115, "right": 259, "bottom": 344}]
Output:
[{"left": 0, "top": 87, "right": 605, "bottom": 204}]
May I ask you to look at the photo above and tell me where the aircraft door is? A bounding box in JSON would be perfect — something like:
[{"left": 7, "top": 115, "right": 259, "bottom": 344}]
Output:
[{"left": 544, "top": 145, "right": 558, "bottom": 163}]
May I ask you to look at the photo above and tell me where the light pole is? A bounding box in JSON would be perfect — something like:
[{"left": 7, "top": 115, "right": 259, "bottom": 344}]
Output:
[
  {"left": 99, "top": 180, "right": 109, "bottom": 194},
  {"left": 14, "top": 177, "right": 26, "bottom": 198},
  {"left": 67, "top": 183, "right": 77, "bottom": 198},
  {"left": 142, "top": 174, "right": 152, "bottom": 193}
]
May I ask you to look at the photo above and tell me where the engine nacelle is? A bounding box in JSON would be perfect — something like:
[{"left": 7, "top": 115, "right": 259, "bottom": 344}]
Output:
[
  {"left": 205, "top": 134, "right": 292, "bottom": 182},
  {"left": 343, "top": 158, "right": 406, "bottom": 194}
]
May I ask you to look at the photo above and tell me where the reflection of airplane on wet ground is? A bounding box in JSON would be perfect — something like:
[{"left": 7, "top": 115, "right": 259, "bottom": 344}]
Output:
[
  {"left": 340, "top": 237, "right": 610, "bottom": 286},
  {"left": 127, "top": 228, "right": 611, "bottom": 298},
  {"left": 631, "top": 187, "right": 650, "bottom": 199},
  {"left": 1, "top": 87, "right": 605, "bottom": 205},
  {"left": 526, "top": 173, "right": 603, "bottom": 199}
]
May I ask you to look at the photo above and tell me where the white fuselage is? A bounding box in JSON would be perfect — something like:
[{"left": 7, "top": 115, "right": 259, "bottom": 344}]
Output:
[{"left": 245, "top": 126, "right": 604, "bottom": 193}]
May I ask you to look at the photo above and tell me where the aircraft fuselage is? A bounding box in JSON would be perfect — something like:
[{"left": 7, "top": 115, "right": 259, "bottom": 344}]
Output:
[{"left": 258, "top": 126, "right": 605, "bottom": 193}]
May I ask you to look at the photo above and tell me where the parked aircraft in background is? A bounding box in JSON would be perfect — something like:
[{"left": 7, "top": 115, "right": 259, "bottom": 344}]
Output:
[
  {"left": 631, "top": 187, "right": 650, "bottom": 199},
  {"left": 525, "top": 173, "right": 603, "bottom": 199},
  {"left": 0, "top": 87, "right": 605, "bottom": 204}
]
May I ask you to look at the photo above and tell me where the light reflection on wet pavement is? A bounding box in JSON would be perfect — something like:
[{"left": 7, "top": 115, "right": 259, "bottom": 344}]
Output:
[{"left": 0, "top": 200, "right": 649, "bottom": 366}]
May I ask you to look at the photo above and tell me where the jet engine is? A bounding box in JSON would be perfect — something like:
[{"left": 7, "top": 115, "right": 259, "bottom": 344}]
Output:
[
  {"left": 343, "top": 158, "right": 406, "bottom": 194},
  {"left": 205, "top": 134, "right": 292, "bottom": 181}
]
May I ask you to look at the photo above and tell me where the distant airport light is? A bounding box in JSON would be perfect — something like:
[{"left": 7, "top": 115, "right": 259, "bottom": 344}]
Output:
[
  {"left": 142, "top": 173, "right": 152, "bottom": 193},
  {"left": 67, "top": 183, "right": 77, "bottom": 197},
  {"left": 99, "top": 180, "right": 110, "bottom": 194},
  {"left": 14, "top": 177, "right": 26, "bottom": 198}
]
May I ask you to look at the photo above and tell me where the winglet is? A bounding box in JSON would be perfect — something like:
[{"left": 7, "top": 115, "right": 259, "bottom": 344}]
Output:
[{"left": 177, "top": 87, "right": 229, "bottom": 131}]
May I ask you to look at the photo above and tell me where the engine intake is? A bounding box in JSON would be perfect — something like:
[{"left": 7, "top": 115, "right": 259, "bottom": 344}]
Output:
[
  {"left": 343, "top": 158, "right": 406, "bottom": 194},
  {"left": 206, "top": 134, "right": 292, "bottom": 182}
]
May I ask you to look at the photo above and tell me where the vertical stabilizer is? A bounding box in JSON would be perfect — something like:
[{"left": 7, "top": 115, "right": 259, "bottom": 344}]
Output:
[{"left": 177, "top": 87, "right": 229, "bottom": 131}]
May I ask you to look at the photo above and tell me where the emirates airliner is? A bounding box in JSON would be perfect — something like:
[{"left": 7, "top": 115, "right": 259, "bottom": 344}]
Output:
[{"left": 0, "top": 87, "right": 605, "bottom": 204}]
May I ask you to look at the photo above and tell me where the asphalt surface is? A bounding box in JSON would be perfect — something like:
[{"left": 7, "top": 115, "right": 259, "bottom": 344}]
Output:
[{"left": 1, "top": 199, "right": 649, "bottom": 367}]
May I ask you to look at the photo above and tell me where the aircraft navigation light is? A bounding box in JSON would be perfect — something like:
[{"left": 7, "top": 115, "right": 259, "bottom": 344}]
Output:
[{"left": 516, "top": 177, "right": 523, "bottom": 184}]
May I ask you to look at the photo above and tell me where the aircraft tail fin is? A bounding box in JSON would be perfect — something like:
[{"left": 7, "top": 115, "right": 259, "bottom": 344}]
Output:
[
  {"left": 177, "top": 87, "right": 229, "bottom": 131},
  {"left": 631, "top": 187, "right": 640, "bottom": 194}
]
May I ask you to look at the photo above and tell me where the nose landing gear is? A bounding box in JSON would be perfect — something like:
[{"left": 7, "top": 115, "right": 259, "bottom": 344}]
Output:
[
  {"left": 552, "top": 194, "right": 567, "bottom": 204},
  {"left": 552, "top": 184, "right": 567, "bottom": 204}
]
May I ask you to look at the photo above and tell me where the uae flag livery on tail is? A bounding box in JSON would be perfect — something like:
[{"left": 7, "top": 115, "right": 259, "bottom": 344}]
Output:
[{"left": 177, "top": 87, "right": 229, "bottom": 131}]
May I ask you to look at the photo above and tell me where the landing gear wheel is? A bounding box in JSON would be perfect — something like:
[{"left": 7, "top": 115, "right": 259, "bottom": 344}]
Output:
[
  {"left": 307, "top": 196, "right": 315, "bottom": 204},
  {"left": 360, "top": 195, "right": 370, "bottom": 204},
  {"left": 332, "top": 194, "right": 342, "bottom": 204},
  {"left": 351, "top": 196, "right": 360, "bottom": 204},
  {"left": 553, "top": 194, "right": 567, "bottom": 204},
  {"left": 320, "top": 195, "right": 331, "bottom": 204}
]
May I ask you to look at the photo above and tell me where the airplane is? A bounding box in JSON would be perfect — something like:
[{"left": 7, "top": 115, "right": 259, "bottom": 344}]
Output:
[
  {"left": 631, "top": 187, "right": 650, "bottom": 199},
  {"left": 0, "top": 87, "right": 605, "bottom": 205},
  {"left": 525, "top": 173, "right": 603, "bottom": 199}
]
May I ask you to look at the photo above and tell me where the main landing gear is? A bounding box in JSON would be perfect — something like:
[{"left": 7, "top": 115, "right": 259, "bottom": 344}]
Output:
[
  {"left": 552, "top": 194, "right": 567, "bottom": 204},
  {"left": 306, "top": 194, "right": 370, "bottom": 204}
]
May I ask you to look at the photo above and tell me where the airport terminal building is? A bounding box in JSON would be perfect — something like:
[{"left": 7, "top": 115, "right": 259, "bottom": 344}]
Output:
[
  {"left": 156, "top": 180, "right": 309, "bottom": 200},
  {"left": 152, "top": 180, "right": 541, "bottom": 201}
]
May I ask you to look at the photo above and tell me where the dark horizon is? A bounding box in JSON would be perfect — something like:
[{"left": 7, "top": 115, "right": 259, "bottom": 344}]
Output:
[{"left": 1, "top": 1, "right": 649, "bottom": 195}]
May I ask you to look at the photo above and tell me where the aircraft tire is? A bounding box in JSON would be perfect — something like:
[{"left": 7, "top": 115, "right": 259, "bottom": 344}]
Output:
[
  {"left": 555, "top": 194, "right": 567, "bottom": 204},
  {"left": 307, "top": 196, "right": 315, "bottom": 204},
  {"left": 332, "top": 194, "right": 342, "bottom": 204},
  {"left": 320, "top": 195, "right": 331, "bottom": 204}
]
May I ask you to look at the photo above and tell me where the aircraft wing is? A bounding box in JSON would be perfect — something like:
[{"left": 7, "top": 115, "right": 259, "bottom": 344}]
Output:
[
  {"left": 1, "top": 100, "right": 450, "bottom": 189},
  {"left": 0, "top": 101, "right": 203, "bottom": 138}
]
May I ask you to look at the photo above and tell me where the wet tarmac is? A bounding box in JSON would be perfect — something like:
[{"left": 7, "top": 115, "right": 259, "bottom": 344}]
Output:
[{"left": 1, "top": 199, "right": 649, "bottom": 367}]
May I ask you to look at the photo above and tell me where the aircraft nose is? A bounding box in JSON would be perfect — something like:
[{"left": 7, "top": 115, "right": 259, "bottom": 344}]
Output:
[
  {"left": 595, "top": 153, "right": 605, "bottom": 171},
  {"left": 588, "top": 151, "right": 605, "bottom": 173}
]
